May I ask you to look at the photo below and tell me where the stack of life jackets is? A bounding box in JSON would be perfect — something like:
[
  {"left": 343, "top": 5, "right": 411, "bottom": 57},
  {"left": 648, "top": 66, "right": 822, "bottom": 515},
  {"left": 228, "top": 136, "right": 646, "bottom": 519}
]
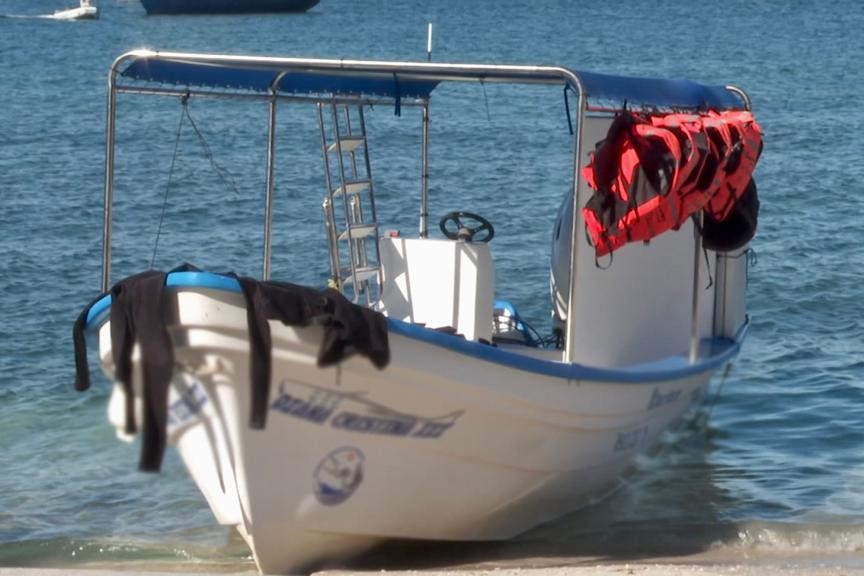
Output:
[{"left": 581, "top": 109, "right": 762, "bottom": 257}]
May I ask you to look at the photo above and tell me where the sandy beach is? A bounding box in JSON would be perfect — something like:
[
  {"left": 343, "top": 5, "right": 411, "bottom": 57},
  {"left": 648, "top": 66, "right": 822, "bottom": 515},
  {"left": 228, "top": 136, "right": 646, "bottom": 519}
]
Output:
[
  {"left": 4, "top": 546, "right": 864, "bottom": 576},
  {"left": 4, "top": 561, "right": 864, "bottom": 576}
]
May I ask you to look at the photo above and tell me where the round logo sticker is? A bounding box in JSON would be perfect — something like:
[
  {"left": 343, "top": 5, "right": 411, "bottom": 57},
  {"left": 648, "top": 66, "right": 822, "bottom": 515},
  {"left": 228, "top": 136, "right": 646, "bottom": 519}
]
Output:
[{"left": 313, "top": 446, "right": 365, "bottom": 505}]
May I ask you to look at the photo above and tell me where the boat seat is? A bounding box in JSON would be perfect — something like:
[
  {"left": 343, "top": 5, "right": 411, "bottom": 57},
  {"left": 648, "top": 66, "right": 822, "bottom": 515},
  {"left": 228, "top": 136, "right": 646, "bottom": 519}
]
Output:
[{"left": 377, "top": 237, "right": 495, "bottom": 342}]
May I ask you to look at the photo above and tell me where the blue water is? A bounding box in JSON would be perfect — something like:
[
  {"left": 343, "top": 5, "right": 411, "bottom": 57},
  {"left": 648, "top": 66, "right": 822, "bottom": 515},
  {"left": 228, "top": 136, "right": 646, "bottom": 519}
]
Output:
[{"left": 2, "top": 0, "right": 864, "bottom": 571}]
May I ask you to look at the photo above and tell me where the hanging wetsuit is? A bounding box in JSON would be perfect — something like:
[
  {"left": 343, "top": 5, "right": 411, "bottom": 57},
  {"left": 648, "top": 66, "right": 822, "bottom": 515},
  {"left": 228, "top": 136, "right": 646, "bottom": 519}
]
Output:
[
  {"left": 73, "top": 269, "right": 391, "bottom": 472},
  {"left": 233, "top": 276, "right": 390, "bottom": 430},
  {"left": 72, "top": 270, "right": 175, "bottom": 472}
]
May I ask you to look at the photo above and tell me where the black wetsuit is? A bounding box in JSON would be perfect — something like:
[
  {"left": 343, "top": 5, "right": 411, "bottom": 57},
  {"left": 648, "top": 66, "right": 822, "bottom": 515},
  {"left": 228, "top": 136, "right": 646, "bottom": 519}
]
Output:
[{"left": 73, "top": 270, "right": 390, "bottom": 472}]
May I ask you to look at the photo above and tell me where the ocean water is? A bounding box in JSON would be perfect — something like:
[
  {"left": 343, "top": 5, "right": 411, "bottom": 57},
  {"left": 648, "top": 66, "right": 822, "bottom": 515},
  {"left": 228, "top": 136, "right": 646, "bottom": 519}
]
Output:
[{"left": 1, "top": 0, "right": 864, "bottom": 571}]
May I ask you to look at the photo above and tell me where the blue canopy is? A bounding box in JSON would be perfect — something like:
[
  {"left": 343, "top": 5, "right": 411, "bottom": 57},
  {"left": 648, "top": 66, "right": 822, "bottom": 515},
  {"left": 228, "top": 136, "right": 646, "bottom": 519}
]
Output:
[
  {"left": 576, "top": 70, "right": 744, "bottom": 110},
  {"left": 116, "top": 51, "right": 747, "bottom": 111},
  {"left": 121, "top": 58, "right": 441, "bottom": 100}
]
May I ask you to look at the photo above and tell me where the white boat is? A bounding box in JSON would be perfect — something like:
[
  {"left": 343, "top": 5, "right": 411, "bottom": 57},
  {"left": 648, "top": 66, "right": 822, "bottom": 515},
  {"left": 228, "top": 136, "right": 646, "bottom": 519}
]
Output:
[
  {"left": 74, "top": 50, "right": 761, "bottom": 574},
  {"left": 48, "top": 0, "right": 98, "bottom": 19}
]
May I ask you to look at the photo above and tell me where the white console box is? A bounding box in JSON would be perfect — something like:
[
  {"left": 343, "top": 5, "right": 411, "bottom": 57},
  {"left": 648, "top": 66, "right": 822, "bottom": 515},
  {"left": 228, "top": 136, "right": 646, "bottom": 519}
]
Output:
[{"left": 377, "top": 237, "right": 495, "bottom": 342}]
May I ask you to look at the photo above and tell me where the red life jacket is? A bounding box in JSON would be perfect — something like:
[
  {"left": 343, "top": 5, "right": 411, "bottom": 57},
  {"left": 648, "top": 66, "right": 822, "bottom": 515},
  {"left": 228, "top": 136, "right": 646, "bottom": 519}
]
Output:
[
  {"left": 704, "top": 111, "right": 763, "bottom": 221},
  {"left": 582, "top": 111, "right": 695, "bottom": 256},
  {"left": 581, "top": 109, "right": 762, "bottom": 258},
  {"left": 650, "top": 113, "right": 713, "bottom": 218}
]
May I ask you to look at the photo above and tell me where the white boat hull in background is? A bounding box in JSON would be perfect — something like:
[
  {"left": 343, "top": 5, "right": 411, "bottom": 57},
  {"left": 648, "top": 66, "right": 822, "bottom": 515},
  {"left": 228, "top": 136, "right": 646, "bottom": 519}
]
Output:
[{"left": 48, "top": 4, "right": 98, "bottom": 19}]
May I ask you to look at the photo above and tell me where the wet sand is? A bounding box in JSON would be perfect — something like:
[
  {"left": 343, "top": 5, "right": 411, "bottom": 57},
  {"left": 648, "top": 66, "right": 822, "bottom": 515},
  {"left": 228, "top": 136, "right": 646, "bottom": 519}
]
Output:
[
  {"left": 3, "top": 561, "right": 864, "bottom": 576},
  {"left": 4, "top": 547, "right": 864, "bottom": 576},
  {"left": 4, "top": 530, "right": 864, "bottom": 576}
]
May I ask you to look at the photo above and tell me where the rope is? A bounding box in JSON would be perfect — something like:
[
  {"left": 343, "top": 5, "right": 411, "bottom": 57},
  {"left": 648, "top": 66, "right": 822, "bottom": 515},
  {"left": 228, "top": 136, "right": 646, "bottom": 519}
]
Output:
[
  {"left": 149, "top": 93, "right": 188, "bottom": 270},
  {"left": 149, "top": 94, "right": 244, "bottom": 269},
  {"left": 480, "top": 78, "right": 491, "bottom": 122},
  {"left": 704, "top": 362, "right": 732, "bottom": 422},
  {"left": 183, "top": 100, "right": 241, "bottom": 197},
  {"left": 563, "top": 85, "right": 573, "bottom": 135}
]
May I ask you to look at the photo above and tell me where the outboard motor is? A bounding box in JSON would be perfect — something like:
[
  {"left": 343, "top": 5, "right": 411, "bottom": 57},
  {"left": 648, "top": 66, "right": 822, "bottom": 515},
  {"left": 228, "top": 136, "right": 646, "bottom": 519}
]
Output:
[{"left": 549, "top": 190, "right": 573, "bottom": 338}]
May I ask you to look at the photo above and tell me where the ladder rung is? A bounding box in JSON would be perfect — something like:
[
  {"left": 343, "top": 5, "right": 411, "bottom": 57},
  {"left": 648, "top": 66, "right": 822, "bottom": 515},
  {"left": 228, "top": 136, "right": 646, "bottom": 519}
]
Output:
[
  {"left": 342, "top": 266, "right": 379, "bottom": 285},
  {"left": 338, "top": 224, "right": 378, "bottom": 241},
  {"left": 331, "top": 180, "right": 370, "bottom": 197},
  {"left": 327, "top": 137, "right": 366, "bottom": 153}
]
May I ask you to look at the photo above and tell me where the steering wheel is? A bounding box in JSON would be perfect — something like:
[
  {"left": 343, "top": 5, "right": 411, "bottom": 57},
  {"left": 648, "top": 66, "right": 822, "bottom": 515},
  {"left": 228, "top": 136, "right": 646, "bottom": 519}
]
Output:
[{"left": 439, "top": 211, "right": 495, "bottom": 243}]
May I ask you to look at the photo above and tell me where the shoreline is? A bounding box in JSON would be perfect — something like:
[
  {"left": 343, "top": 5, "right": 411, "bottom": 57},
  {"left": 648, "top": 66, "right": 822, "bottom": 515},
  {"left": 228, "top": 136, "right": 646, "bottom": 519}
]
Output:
[
  {"left": 4, "top": 549, "right": 864, "bottom": 576},
  {"left": 5, "top": 524, "right": 864, "bottom": 576},
  {"left": 3, "top": 563, "right": 864, "bottom": 576}
]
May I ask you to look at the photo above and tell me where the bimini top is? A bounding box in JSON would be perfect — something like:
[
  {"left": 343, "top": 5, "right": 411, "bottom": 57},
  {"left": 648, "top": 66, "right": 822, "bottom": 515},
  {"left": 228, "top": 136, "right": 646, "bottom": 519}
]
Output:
[{"left": 112, "top": 50, "right": 749, "bottom": 112}]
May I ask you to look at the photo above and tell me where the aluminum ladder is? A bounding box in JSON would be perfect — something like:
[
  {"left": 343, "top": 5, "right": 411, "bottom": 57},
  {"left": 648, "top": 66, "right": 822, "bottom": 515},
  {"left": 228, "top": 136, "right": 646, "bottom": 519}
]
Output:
[{"left": 318, "top": 101, "right": 381, "bottom": 304}]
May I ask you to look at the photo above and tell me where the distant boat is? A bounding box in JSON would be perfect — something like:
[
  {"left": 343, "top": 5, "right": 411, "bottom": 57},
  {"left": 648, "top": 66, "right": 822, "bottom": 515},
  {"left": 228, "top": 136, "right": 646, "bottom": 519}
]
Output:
[
  {"left": 139, "top": 0, "right": 318, "bottom": 15},
  {"left": 48, "top": 0, "right": 98, "bottom": 19}
]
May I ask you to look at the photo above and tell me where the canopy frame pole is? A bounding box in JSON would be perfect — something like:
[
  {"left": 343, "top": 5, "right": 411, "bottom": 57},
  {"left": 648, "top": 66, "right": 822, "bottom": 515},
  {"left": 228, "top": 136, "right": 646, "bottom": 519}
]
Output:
[
  {"left": 689, "top": 212, "right": 704, "bottom": 363},
  {"left": 262, "top": 73, "right": 288, "bottom": 281},
  {"left": 101, "top": 68, "right": 119, "bottom": 292},
  {"left": 561, "top": 72, "right": 586, "bottom": 365},
  {"left": 726, "top": 85, "right": 752, "bottom": 111},
  {"left": 420, "top": 99, "right": 430, "bottom": 238}
]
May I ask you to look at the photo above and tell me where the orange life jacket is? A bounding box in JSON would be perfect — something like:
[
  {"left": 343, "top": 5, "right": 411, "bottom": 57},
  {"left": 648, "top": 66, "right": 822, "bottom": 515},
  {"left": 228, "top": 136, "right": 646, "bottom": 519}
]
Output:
[
  {"left": 582, "top": 111, "right": 697, "bottom": 256},
  {"left": 650, "top": 113, "right": 714, "bottom": 220},
  {"left": 581, "top": 109, "right": 762, "bottom": 258},
  {"left": 704, "top": 110, "right": 763, "bottom": 221}
]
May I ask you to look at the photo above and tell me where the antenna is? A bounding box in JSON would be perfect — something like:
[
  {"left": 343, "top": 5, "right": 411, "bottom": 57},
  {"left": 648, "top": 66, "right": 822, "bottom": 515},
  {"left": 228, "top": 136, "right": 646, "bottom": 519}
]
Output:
[{"left": 426, "top": 23, "right": 433, "bottom": 61}]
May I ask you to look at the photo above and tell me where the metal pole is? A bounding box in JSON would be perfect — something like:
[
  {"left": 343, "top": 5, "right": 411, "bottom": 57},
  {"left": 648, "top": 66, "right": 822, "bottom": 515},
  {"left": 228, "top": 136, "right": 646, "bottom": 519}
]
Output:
[
  {"left": 564, "top": 82, "right": 586, "bottom": 364},
  {"left": 262, "top": 94, "right": 278, "bottom": 281},
  {"left": 318, "top": 103, "right": 342, "bottom": 284},
  {"left": 725, "top": 85, "right": 752, "bottom": 111},
  {"left": 101, "top": 68, "right": 118, "bottom": 292},
  {"left": 420, "top": 99, "right": 430, "bottom": 237},
  {"left": 689, "top": 212, "right": 704, "bottom": 363}
]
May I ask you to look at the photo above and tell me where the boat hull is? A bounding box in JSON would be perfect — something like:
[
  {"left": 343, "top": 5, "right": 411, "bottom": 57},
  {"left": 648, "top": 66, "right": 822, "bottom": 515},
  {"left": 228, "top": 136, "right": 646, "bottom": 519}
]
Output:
[
  {"left": 48, "top": 5, "right": 98, "bottom": 19},
  {"left": 97, "top": 286, "right": 724, "bottom": 573},
  {"left": 139, "top": 0, "right": 319, "bottom": 15}
]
